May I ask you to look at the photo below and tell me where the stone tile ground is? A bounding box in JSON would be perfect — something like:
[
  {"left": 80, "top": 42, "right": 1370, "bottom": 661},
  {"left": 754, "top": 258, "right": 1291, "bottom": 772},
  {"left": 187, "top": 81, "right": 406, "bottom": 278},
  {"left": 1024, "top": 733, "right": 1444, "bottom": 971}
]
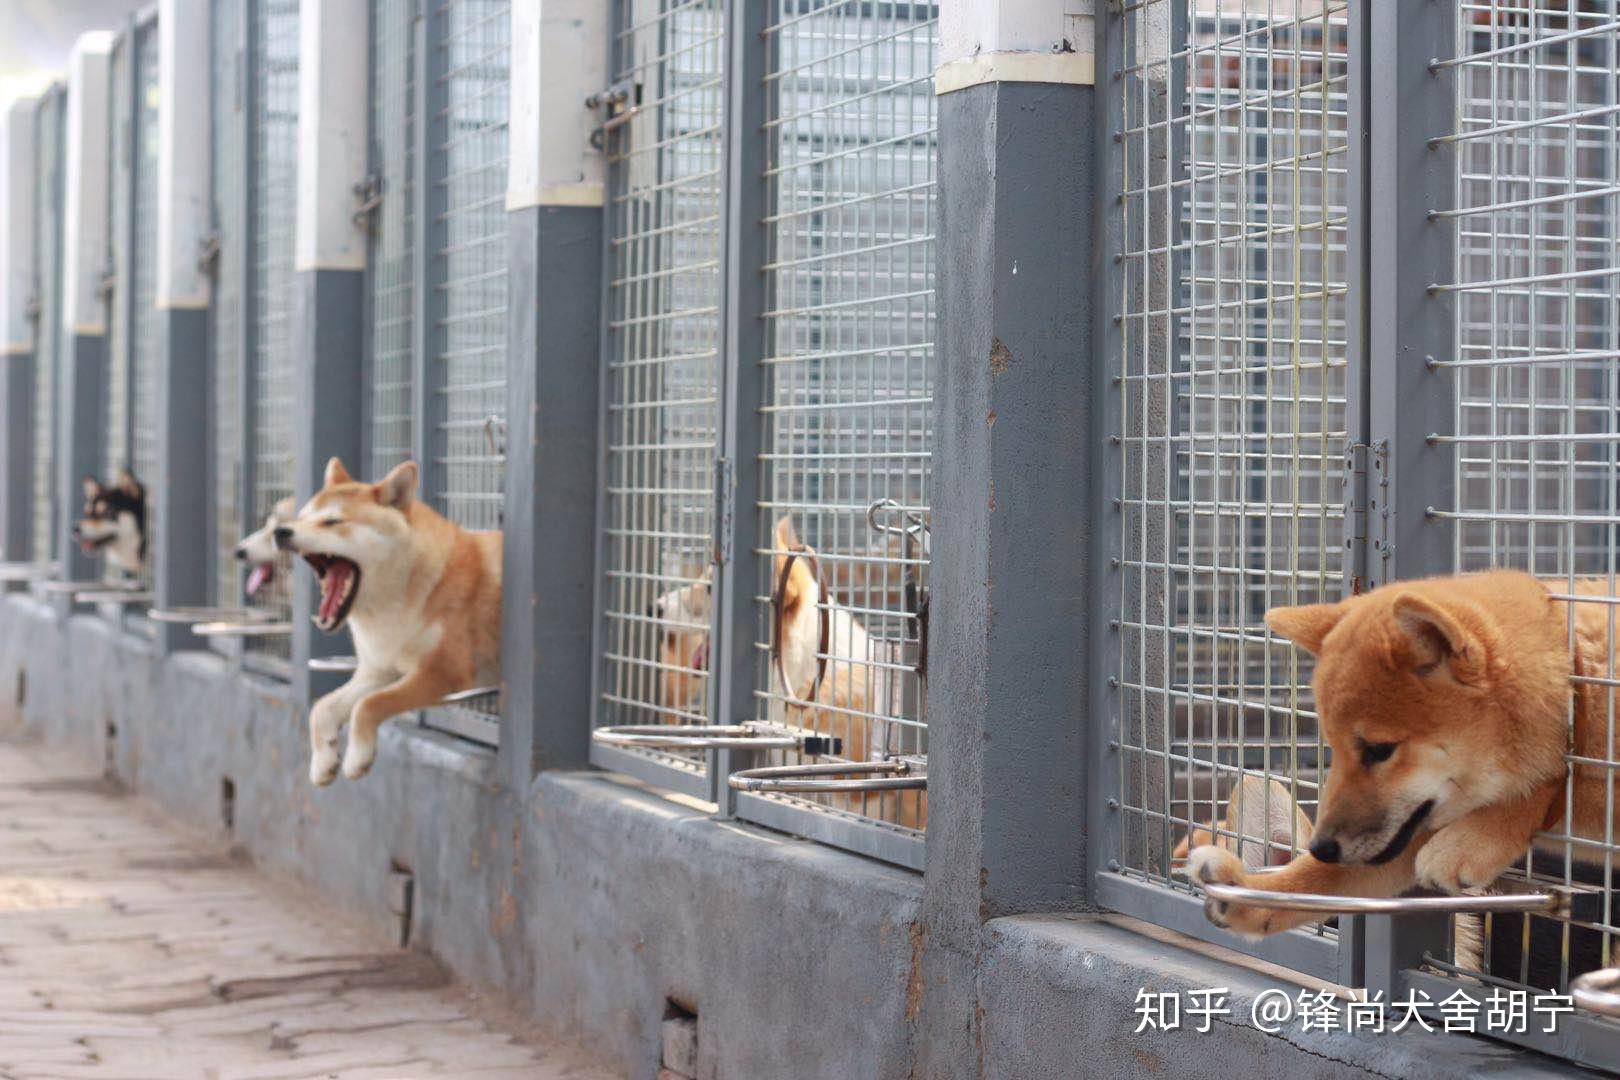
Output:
[{"left": 0, "top": 741, "right": 617, "bottom": 1079}]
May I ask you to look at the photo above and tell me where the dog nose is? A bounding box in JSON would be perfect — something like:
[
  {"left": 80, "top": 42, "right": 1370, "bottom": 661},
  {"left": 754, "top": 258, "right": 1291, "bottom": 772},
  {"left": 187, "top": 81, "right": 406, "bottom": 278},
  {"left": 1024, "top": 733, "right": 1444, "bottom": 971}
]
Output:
[
  {"left": 273, "top": 526, "right": 294, "bottom": 550},
  {"left": 233, "top": 546, "right": 247, "bottom": 561},
  {"left": 1309, "top": 837, "right": 1341, "bottom": 864},
  {"left": 71, "top": 523, "right": 82, "bottom": 538}
]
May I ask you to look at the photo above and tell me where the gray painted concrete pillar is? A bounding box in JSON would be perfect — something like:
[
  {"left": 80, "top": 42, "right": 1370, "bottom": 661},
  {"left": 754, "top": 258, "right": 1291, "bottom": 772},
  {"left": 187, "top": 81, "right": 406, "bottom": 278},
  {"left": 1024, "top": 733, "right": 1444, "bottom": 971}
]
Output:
[
  {"left": 500, "top": 0, "right": 605, "bottom": 781},
  {"left": 151, "top": 0, "right": 214, "bottom": 652},
  {"left": 59, "top": 35, "right": 116, "bottom": 587},
  {"left": 1, "top": 101, "right": 37, "bottom": 569},
  {"left": 291, "top": 0, "right": 368, "bottom": 704},
  {"left": 916, "top": 3, "right": 1097, "bottom": 1072}
]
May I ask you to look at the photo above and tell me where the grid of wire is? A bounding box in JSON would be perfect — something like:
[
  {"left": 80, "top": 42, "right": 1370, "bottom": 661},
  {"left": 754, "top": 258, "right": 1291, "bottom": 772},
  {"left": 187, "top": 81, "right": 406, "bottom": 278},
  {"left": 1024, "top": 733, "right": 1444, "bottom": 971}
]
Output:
[
  {"left": 367, "top": 0, "right": 415, "bottom": 481},
  {"left": 211, "top": 0, "right": 243, "bottom": 607},
  {"left": 1426, "top": 0, "right": 1620, "bottom": 996},
  {"left": 1109, "top": 0, "right": 1351, "bottom": 916},
  {"left": 431, "top": 0, "right": 507, "bottom": 530},
  {"left": 31, "top": 90, "right": 64, "bottom": 566},
  {"left": 748, "top": 0, "right": 936, "bottom": 835},
  {"left": 246, "top": 0, "right": 301, "bottom": 655},
  {"left": 130, "top": 20, "right": 161, "bottom": 507},
  {"left": 104, "top": 36, "right": 132, "bottom": 488},
  {"left": 596, "top": 0, "right": 726, "bottom": 774}
]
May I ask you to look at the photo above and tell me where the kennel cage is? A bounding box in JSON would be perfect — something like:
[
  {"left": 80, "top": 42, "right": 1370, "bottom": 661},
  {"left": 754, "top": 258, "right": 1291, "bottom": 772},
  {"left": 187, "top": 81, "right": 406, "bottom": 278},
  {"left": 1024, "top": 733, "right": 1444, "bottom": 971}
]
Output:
[
  {"left": 590, "top": 0, "right": 728, "bottom": 797},
  {"left": 728, "top": 0, "right": 937, "bottom": 871},
  {"left": 365, "top": 0, "right": 415, "bottom": 484},
  {"left": 103, "top": 32, "right": 132, "bottom": 511},
  {"left": 31, "top": 87, "right": 66, "bottom": 575},
  {"left": 129, "top": 17, "right": 160, "bottom": 514},
  {"left": 1098, "top": 0, "right": 1354, "bottom": 982},
  {"left": 239, "top": 0, "right": 301, "bottom": 665},
  {"left": 208, "top": 0, "right": 245, "bottom": 613}
]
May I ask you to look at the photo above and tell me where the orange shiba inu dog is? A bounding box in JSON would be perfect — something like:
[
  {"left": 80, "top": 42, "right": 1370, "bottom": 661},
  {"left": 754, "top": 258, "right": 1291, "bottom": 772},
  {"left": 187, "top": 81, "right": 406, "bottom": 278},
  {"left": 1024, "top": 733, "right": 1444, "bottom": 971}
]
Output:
[
  {"left": 1189, "top": 570, "right": 1613, "bottom": 939},
  {"left": 276, "top": 458, "right": 502, "bottom": 785}
]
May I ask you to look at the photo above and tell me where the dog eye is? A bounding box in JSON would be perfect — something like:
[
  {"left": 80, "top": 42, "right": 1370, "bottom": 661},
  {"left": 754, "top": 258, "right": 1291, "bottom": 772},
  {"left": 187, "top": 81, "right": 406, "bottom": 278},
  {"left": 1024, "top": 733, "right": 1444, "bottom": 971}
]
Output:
[
  {"left": 320, "top": 518, "right": 342, "bottom": 528},
  {"left": 1361, "top": 741, "right": 1398, "bottom": 767}
]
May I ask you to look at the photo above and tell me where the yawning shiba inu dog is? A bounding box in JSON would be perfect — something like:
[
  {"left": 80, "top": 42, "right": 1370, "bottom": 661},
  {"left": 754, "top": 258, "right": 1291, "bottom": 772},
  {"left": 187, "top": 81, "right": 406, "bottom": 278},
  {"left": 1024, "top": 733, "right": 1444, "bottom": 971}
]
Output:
[
  {"left": 73, "top": 471, "right": 147, "bottom": 576},
  {"left": 276, "top": 458, "right": 502, "bottom": 784},
  {"left": 1189, "top": 570, "right": 1616, "bottom": 939},
  {"left": 233, "top": 497, "right": 295, "bottom": 599}
]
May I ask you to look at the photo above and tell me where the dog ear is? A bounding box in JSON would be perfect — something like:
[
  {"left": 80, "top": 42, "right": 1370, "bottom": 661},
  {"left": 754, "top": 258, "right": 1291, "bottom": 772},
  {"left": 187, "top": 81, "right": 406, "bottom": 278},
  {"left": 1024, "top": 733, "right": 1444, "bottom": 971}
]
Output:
[
  {"left": 82, "top": 476, "right": 101, "bottom": 500},
  {"left": 116, "top": 469, "right": 142, "bottom": 497},
  {"left": 376, "top": 460, "right": 418, "bottom": 508},
  {"left": 324, "top": 457, "right": 352, "bottom": 487},
  {"left": 1264, "top": 601, "right": 1344, "bottom": 655},
  {"left": 1392, "top": 592, "right": 1488, "bottom": 683}
]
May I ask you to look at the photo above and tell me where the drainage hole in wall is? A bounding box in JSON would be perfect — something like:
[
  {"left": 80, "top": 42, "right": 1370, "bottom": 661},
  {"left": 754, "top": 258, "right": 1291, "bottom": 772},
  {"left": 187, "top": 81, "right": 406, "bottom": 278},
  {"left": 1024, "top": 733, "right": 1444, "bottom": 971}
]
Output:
[
  {"left": 660, "top": 999, "right": 698, "bottom": 1080},
  {"left": 388, "top": 862, "right": 415, "bottom": 948},
  {"left": 220, "top": 777, "right": 236, "bottom": 834},
  {"left": 14, "top": 669, "right": 24, "bottom": 707}
]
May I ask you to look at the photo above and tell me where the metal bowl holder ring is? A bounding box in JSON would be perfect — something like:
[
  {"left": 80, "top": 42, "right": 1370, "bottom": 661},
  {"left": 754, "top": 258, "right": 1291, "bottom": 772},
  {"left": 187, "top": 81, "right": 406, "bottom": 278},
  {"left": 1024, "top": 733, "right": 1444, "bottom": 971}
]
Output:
[{"left": 725, "top": 500, "right": 931, "bottom": 796}]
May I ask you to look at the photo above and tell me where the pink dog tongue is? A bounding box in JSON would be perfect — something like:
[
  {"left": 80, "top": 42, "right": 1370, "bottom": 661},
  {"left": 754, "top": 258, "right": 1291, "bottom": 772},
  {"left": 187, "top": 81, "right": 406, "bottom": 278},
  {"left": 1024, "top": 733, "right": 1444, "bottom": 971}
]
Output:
[
  {"left": 320, "top": 562, "right": 353, "bottom": 622},
  {"left": 245, "top": 563, "right": 273, "bottom": 597}
]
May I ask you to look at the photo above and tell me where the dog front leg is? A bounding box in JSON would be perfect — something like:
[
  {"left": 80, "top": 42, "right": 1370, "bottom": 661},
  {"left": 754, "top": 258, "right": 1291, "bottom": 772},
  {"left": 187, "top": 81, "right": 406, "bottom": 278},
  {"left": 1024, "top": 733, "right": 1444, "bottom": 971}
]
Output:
[
  {"left": 1187, "top": 842, "right": 1422, "bottom": 939},
  {"left": 341, "top": 657, "right": 467, "bottom": 780},
  {"left": 308, "top": 669, "right": 390, "bottom": 786},
  {"left": 1414, "top": 784, "right": 1559, "bottom": 893}
]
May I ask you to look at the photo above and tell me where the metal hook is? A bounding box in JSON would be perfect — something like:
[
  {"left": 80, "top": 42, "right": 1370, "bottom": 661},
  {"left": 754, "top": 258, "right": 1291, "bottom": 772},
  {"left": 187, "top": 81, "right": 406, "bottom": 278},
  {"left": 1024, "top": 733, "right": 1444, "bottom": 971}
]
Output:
[
  {"left": 483, "top": 414, "right": 506, "bottom": 458},
  {"left": 866, "top": 498, "right": 930, "bottom": 543}
]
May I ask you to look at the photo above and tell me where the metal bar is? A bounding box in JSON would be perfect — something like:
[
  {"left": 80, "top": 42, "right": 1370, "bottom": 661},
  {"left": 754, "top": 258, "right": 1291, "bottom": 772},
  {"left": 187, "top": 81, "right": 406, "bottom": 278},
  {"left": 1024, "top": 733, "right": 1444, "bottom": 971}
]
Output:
[{"left": 1362, "top": 0, "right": 1462, "bottom": 1003}]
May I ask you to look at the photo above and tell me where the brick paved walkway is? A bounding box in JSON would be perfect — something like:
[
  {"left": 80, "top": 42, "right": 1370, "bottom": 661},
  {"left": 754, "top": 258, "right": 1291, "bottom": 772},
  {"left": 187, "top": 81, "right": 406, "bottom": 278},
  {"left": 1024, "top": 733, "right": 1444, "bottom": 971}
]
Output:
[{"left": 0, "top": 742, "right": 615, "bottom": 1079}]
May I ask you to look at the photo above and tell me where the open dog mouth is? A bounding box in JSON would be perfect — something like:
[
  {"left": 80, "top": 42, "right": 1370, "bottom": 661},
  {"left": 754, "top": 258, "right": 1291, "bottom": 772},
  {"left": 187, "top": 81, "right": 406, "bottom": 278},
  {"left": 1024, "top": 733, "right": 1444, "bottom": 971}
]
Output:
[
  {"left": 1368, "top": 800, "right": 1435, "bottom": 865},
  {"left": 302, "top": 554, "right": 361, "bottom": 632},
  {"left": 245, "top": 562, "right": 275, "bottom": 597}
]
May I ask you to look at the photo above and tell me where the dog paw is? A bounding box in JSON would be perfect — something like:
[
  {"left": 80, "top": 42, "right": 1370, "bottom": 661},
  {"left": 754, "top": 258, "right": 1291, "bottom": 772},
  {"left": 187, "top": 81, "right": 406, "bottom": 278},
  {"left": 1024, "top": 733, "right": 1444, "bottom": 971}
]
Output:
[
  {"left": 1415, "top": 832, "right": 1503, "bottom": 894},
  {"left": 1187, "top": 845, "right": 1274, "bottom": 939},
  {"left": 341, "top": 741, "right": 376, "bottom": 781},
  {"left": 309, "top": 747, "right": 341, "bottom": 787}
]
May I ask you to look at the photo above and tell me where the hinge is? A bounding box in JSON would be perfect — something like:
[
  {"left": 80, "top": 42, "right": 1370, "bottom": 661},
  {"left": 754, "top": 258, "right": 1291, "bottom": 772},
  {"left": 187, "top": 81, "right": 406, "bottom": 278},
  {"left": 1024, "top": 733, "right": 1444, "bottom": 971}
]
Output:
[
  {"left": 713, "top": 457, "right": 734, "bottom": 566},
  {"left": 23, "top": 293, "right": 40, "bottom": 323},
  {"left": 97, "top": 266, "right": 116, "bottom": 300},
  {"left": 1344, "top": 440, "right": 1389, "bottom": 595},
  {"left": 352, "top": 173, "right": 384, "bottom": 233}
]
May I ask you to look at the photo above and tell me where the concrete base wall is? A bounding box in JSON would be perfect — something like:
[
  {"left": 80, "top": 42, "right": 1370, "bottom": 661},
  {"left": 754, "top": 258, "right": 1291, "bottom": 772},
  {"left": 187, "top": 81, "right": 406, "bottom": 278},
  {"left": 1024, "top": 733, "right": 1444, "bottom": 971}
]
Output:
[{"left": 0, "top": 597, "right": 1581, "bottom": 1079}]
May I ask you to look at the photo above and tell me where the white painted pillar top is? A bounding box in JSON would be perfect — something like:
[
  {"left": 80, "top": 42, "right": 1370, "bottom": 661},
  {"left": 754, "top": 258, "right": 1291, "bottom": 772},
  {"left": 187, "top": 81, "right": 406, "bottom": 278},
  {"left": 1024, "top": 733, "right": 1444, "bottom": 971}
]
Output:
[
  {"left": 937, "top": 0, "right": 1096, "bottom": 95},
  {"left": 1, "top": 99, "right": 38, "bottom": 355},
  {"left": 296, "top": 0, "right": 368, "bottom": 272},
  {"left": 62, "top": 32, "right": 116, "bottom": 337},
  {"left": 508, "top": 0, "right": 607, "bottom": 210},
  {"left": 159, "top": 0, "right": 213, "bottom": 308}
]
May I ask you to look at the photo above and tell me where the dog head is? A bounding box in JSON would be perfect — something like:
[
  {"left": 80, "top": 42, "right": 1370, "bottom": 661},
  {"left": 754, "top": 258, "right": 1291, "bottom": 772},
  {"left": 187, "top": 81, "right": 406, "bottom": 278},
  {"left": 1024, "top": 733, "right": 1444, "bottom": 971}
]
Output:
[
  {"left": 233, "top": 496, "right": 295, "bottom": 598},
  {"left": 1173, "top": 775, "right": 1314, "bottom": 871},
  {"left": 73, "top": 470, "right": 147, "bottom": 574},
  {"left": 651, "top": 570, "right": 711, "bottom": 719},
  {"left": 1265, "top": 570, "right": 1569, "bottom": 867},
  {"left": 275, "top": 457, "right": 419, "bottom": 633}
]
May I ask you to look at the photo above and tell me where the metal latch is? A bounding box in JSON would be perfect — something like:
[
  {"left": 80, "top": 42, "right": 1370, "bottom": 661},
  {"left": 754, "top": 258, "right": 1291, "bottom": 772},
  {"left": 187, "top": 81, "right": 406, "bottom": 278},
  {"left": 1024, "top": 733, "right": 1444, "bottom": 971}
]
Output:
[
  {"left": 352, "top": 173, "right": 384, "bottom": 233},
  {"left": 196, "top": 232, "right": 221, "bottom": 275},
  {"left": 586, "top": 80, "right": 639, "bottom": 151}
]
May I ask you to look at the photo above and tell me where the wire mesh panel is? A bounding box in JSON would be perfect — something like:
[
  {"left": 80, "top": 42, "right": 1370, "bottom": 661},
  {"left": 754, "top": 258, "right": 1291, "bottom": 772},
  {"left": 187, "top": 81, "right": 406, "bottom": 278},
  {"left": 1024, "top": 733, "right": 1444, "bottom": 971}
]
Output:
[
  {"left": 1422, "top": 0, "right": 1620, "bottom": 1017},
  {"left": 739, "top": 0, "right": 936, "bottom": 861},
  {"left": 129, "top": 20, "right": 161, "bottom": 538},
  {"left": 593, "top": 0, "right": 727, "bottom": 788},
  {"left": 367, "top": 0, "right": 415, "bottom": 481},
  {"left": 210, "top": 0, "right": 243, "bottom": 607},
  {"left": 32, "top": 89, "right": 65, "bottom": 567},
  {"left": 431, "top": 0, "right": 507, "bottom": 529},
  {"left": 1101, "top": 0, "right": 1352, "bottom": 977},
  {"left": 423, "top": 0, "right": 508, "bottom": 743},
  {"left": 245, "top": 0, "right": 300, "bottom": 659},
  {"left": 104, "top": 36, "right": 132, "bottom": 489}
]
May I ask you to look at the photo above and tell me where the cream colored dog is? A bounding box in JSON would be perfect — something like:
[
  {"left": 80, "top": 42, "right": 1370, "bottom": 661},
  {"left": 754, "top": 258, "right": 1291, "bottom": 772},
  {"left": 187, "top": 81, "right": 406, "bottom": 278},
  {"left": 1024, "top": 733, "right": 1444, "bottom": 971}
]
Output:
[{"left": 277, "top": 458, "right": 502, "bottom": 784}]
